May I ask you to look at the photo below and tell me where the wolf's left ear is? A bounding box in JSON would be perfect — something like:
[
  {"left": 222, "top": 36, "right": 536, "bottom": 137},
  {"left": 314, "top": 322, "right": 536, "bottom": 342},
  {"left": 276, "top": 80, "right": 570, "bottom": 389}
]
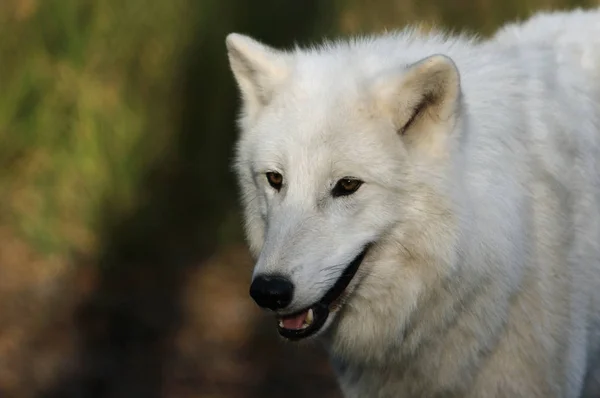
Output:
[
  {"left": 226, "top": 33, "right": 289, "bottom": 119},
  {"left": 372, "top": 54, "right": 461, "bottom": 149}
]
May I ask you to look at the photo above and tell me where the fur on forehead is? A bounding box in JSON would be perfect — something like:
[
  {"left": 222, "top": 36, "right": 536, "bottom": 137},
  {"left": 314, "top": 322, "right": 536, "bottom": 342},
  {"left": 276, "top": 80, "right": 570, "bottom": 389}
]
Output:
[{"left": 226, "top": 28, "right": 471, "bottom": 114}]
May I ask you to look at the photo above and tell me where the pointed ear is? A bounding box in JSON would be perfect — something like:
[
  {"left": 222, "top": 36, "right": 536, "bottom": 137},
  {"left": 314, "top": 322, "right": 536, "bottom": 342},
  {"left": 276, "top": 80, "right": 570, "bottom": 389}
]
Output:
[
  {"left": 226, "top": 33, "right": 289, "bottom": 119},
  {"left": 372, "top": 54, "right": 461, "bottom": 149}
]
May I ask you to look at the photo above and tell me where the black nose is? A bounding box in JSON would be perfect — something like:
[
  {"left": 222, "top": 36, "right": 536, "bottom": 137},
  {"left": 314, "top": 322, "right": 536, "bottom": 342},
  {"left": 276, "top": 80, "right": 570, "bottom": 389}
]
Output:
[{"left": 249, "top": 275, "right": 294, "bottom": 310}]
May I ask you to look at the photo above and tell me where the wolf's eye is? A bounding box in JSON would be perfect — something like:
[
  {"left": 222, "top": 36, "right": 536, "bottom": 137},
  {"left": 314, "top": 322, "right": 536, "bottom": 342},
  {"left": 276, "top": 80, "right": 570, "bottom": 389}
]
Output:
[
  {"left": 332, "top": 178, "right": 363, "bottom": 197},
  {"left": 266, "top": 171, "right": 283, "bottom": 191}
]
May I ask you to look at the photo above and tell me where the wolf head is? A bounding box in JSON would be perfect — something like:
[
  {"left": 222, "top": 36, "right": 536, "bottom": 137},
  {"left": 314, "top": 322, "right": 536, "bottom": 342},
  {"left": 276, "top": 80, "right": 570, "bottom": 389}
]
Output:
[{"left": 226, "top": 32, "right": 464, "bottom": 357}]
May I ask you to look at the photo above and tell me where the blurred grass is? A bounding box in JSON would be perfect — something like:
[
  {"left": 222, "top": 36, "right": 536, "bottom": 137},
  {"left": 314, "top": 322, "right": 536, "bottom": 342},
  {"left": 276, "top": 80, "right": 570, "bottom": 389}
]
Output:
[
  {"left": 337, "top": 0, "right": 599, "bottom": 35},
  {"left": 0, "top": 0, "right": 197, "bottom": 257},
  {"left": 1, "top": 0, "right": 598, "bottom": 260}
]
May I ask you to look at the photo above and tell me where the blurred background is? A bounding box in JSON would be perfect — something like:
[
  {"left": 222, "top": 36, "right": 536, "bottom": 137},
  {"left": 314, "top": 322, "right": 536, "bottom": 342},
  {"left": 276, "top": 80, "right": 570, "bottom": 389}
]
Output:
[{"left": 0, "top": 0, "right": 598, "bottom": 397}]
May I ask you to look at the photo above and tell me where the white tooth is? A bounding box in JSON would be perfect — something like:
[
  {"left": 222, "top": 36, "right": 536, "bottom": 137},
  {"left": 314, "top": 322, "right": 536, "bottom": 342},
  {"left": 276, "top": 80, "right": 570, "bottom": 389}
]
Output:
[
  {"left": 306, "top": 308, "right": 314, "bottom": 325},
  {"left": 278, "top": 320, "right": 284, "bottom": 328}
]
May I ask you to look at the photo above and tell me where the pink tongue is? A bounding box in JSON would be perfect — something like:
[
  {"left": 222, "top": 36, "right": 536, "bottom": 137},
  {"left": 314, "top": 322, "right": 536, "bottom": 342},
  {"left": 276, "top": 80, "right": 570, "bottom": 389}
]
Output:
[{"left": 281, "top": 310, "right": 308, "bottom": 330}]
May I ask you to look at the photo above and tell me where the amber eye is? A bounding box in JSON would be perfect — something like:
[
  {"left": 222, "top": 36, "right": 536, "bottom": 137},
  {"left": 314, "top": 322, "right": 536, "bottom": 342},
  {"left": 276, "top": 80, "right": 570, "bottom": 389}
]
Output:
[
  {"left": 266, "top": 171, "right": 283, "bottom": 191},
  {"left": 332, "top": 178, "right": 363, "bottom": 197}
]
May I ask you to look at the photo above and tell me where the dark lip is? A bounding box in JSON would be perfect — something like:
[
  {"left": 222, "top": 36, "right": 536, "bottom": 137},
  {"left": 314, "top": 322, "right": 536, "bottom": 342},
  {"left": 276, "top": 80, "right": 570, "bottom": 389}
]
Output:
[{"left": 277, "top": 244, "right": 371, "bottom": 341}]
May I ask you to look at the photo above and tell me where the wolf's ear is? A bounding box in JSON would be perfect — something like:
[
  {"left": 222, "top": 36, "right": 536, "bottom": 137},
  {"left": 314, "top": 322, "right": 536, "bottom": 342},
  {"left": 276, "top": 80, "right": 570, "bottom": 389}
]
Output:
[
  {"left": 226, "top": 33, "right": 289, "bottom": 118},
  {"left": 372, "top": 54, "right": 461, "bottom": 149}
]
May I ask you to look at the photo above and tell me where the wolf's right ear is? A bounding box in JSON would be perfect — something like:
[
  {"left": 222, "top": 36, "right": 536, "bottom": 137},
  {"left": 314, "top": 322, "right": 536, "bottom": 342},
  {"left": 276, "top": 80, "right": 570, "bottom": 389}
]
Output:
[{"left": 226, "top": 33, "right": 289, "bottom": 119}]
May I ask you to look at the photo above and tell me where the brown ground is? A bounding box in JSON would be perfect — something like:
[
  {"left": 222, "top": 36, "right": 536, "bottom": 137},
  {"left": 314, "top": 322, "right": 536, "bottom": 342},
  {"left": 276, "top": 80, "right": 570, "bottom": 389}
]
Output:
[{"left": 0, "top": 229, "right": 341, "bottom": 398}]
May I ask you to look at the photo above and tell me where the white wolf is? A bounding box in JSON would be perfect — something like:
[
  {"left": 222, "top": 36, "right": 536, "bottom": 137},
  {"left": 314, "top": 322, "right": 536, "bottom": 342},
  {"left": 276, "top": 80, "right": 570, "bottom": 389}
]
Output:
[{"left": 226, "top": 8, "right": 600, "bottom": 398}]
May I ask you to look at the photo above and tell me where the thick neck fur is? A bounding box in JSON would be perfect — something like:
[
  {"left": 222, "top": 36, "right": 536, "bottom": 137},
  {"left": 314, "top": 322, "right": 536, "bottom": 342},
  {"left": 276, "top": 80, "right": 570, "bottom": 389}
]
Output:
[{"left": 324, "top": 104, "right": 527, "bottom": 395}]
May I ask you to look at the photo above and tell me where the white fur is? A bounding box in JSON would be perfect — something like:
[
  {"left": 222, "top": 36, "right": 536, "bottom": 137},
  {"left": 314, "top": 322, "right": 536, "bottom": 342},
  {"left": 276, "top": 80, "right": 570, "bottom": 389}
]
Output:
[{"left": 226, "top": 8, "right": 600, "bottom": 397}]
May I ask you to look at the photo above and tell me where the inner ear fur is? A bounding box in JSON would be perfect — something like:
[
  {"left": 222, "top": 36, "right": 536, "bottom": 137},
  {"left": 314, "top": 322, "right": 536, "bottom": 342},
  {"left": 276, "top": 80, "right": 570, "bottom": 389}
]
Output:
[
  {"left": 226, "top": 33, "right": 289, "bottom": 118},
  {"left": 375, "top": 54, "right": 461, "bottom": 139}
]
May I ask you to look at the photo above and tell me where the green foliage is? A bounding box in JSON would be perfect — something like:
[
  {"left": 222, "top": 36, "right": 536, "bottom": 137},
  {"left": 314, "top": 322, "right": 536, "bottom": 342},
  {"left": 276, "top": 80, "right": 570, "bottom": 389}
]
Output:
[
  {"left": 0, "top": 0, "right": 597, "bottom": 258},
  {"left": 0, "top": 0, "right": 197, "bottom": 255}
]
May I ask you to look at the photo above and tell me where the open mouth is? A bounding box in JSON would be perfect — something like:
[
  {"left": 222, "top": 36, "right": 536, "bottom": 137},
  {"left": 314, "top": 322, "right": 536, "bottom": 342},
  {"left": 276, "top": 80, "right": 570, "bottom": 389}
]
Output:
[{"left": 276, "top": 245, "right": 370, "bottom": 341}]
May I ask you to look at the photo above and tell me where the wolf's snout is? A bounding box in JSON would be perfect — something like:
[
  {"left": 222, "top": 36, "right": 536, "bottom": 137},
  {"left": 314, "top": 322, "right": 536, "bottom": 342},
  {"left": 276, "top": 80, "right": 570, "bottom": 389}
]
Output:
[{"left": 249, "top": 275, "right": 294, "bottom": 310}]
